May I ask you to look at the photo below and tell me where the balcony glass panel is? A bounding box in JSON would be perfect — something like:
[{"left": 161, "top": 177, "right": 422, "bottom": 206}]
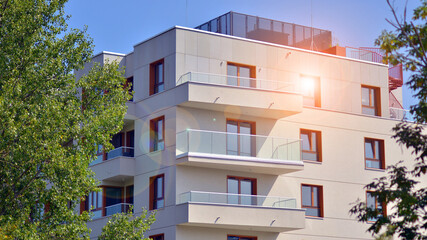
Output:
[
  {"left": 106, "top": 147, "right": 134, "bottom": 160},
  {"left": 177, "top": 72, "right": 299, "bottom": 94},
  {"left": 177, "top": 191, "right": 297, "bottom": 209},
  {"left": 105, "top": 203, "right": 133, "bottom": 216},
  {"left": 176, "top": 129, "right": 301, "bottom": 162}
]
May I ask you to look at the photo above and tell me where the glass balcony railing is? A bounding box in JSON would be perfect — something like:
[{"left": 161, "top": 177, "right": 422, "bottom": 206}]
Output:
[
  {"left": 107, "top": 146, "right": 134, "bottom": 160},
  {"left": 176, "top": 129, "right": 301, "bottom": 162},
  {"left": 177, "top": 191, "right": 297, "bottom": 209},
  {"left": 89, "top": 147, "right": 134, "bottom": 166},
  {"left": 389, "top": 107, "right": 409, "bottom": 120},
  {"left": 105, "top": 203, "right": 133, "bottom": 216},
  {"left": 177, "top": 72, "right": 300, "bottom": 94}
]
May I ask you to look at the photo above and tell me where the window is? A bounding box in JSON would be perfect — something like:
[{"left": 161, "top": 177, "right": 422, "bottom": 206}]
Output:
[
  {"left": 300, "top": 129, "right": 322, "bottom": 162},
  {"left": 227, "top": 235, "right": 257, "bottom": 240},
  {"left": 362, "top": 86, "right": 381, "bottom": 116},
  {"left": 364, "top": 138, "right": 385, "bottom": 169},
  {"left": 227, "top": 176, "right": 256, "bottom": 205},
  {"left": 150, "top": 234, "right": 164, "bottom": 240},
  {"left": 81, "top": 190, "right": 103, "bottom": 218},
  {"left": 150, "top": 59, "right": 164, "bottom": 95},
  {"left": 150, "top": 174, "right": 164, "bottom": 210},
  {"left": 150, "top": 116, "right": 165, "bottom": 152},
  {"left": 301, "top": 184, "right": 323, "bottom": 217},
  {"left": 301, "top": 76, "right": 321, "bottom": 107},
  {"left": 104, "top": 187, "right": 123, "bottom": 216},
  {"left": 367, "top": 191, "right": 386, "bottom": 221},
  {"left": 227, "top": 63, "right": 256, "bottom": 87},
  {"left": 126, "top": 185, "right": 134, "bottom": 205},
  {"left": 226, "top": 119, "right": 255, "bottom": 157},
  {"left": 126, "top": 76, "right": 133, "bottom": 101}
]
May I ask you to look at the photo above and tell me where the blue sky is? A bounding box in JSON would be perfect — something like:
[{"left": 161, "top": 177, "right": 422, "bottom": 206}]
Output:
[{"left": 65, "top": 0, "right": 420, "bottom": 110}]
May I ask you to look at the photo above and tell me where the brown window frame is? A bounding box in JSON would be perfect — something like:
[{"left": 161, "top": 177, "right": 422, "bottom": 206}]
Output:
[
  {"left": 227, "top": 235, "right": 257, "bottom": 240},
  {"left": 149, "top": 174, "right": 165, "bottom": 210},
  {"left": 227, "top": 176, "right": 257, "bottom": 195},
  {"left": 364, "top": 138, "right": 385, "bottom": 170},
  {"left": 149, "top": 233, "right": 164, "bottom": 240},
  {"left": 227, "top": 62, "right": 256, "bottom": 87},
  {"left": 150, "top": 116, "right": 165, "bottom": 152},
  {"left": 300, "top": 129, "right": 322, "bottom": 162},
  {"left": 150, "top": 59, "right": 165, "bottom": 95},
  {"left": 361, "top": 85, "right": 381, "bottom": 116},
  {"left": 366, "top": 191, "right": 387, "bottom": 222},
  {"left": 301, "top": 75, "right": 321, "bottom": 107},
  {"left": 301, "top": 184, "right": 324, "bottom": 218},
  {"left": 102, "top": 185, "right": 125, "bottom": 217},
  {"left": 226, "top": 119, "right": 256, "bottom": 157}
]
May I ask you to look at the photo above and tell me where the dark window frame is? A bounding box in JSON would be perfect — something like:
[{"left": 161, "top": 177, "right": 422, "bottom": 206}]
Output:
[
  {"left": 366, "top": 191, "right": 387, "bottom": 222},
  {"left": 226, "top": 119, "right": 256, "bottom": 157},
  {"left": 361, "top": 85, "right": 381, "bottom": 116},
  {"left": 150, "top": 116, "right": 165, "bottom": 152},
  {"left": 150, "top": 174, "right": 165, "bottom": 210},
  {"left": 301, "top": 184, "right": 324, "bottom": 218},
  {"left": 364, "top": 137, "right": 385, "bottom": 170},
  {"left": 150, "top": 59, "right": 165, "bottom": 95},
  {"left": 227, "top": 62, "right": 256, "bottom": 87},
  {"left": 300, "top": 129, "right": 322, "bottom": 162}
]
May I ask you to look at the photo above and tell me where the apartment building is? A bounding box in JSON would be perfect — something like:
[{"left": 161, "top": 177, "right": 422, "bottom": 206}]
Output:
[{"left": 76, "top": 12, "right": 413, "bottom": 240}]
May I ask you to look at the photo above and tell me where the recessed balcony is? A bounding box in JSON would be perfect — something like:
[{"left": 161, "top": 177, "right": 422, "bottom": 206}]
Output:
[
  {"left": 175, "top": 191, "right": 305, "bottom": 232},
  {"left": 176, "top": 129, "right": 303, "bottom": 175},
  {"left": 176, "top": 72, "right": 303, "bottom": 119},
  {"left": 90, "top": 146, "right": 135, "bottom": 182}
]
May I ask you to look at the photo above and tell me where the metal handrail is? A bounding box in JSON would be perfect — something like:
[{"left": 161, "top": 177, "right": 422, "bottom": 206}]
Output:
[
  {"left": 176, "top": 72, "right": 300, "bottom": 93},
  {"left": 176, "top": 129, "right": 301, "bottom": 143}
]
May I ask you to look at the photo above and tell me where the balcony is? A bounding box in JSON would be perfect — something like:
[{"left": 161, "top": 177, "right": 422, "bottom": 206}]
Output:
[
  {"left": 105, "top": 203, "right": 133, "bottom": 216},
  {"left": 389, "top": 107, "right": 409, "bottom": 120},
  {"left": 176, "top": 129, "right": 303, "bottom": 175},
  {"left": 175, "top": 191, "right": 305, "bottom": 232},
  {"left": 90, "top": 147, "right": 135, "bottom": 182},
  {"left": 176, "top": 72, "right": 303, "bottom": 119}
]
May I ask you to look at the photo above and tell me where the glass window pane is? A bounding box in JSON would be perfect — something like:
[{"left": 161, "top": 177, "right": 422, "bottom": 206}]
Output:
[
  {"left": 157, "top": 199, "right": 164, "bottom": 208},
  {"left": 227, "top": 65, "right": 238, "bottom": 86},
  {"left": 367, "top": 160, "right": 380, "bottom": 169},
  {"left": 313, "top": 187, "right": 318, "bottom": 206},
  {"left": 365, "top": 141, "right": 374, "bottom": 158},
  {"left": 374, "top": 141, "right": 380, "bottom": 159},
  {"left": 227, "top": 178, "right": 239, "bottom": 204},
  {"left": 302, "top": 152, "right": 317, "bottom": 161},
  {"left": 362, "top": 106, "right": 376, "bottom": 116},
  {"left": 97, "top": 190, "right": 103, "bottom": 208},
  {"left": 301, "top": 133, "right": 310, "bottom": 150},
  {"left": 367, "top": 192, "right": 375, "bottom": 209},
  {"left": 157, "top": 120, "right": 163, "bottom": 141},
  {"left": 227, "top": 179, "right": 238, "bottom": 194},
  {"left": 370, "top": 89, "right": 375, "bottom": 106},
  {"left": 311, "top": 132, "right": 317, "bottom": 151},
  {"left": 302, "top": 186, "right": 311, "bottom": 206},
  {"left": 105, "top": 187, "right": 122, "bottom": 207},
  {"left": 362, "top": 87, "right": 370, "bottom": 105},
  {"left": 227, "top": 122, "right": 238, "bottom": 155},
  {"left": 306, "top": 208, "right": 320, "bottom": 217},
  {"left": 157, "top": 177, "right": 163, "bottom": 198},
  {"left": 240, "top": 180, "right": 253, "bottom": 195}
]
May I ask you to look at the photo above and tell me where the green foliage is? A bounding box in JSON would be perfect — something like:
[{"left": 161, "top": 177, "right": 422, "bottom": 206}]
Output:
[
  {"left": 98, "top": 208, "right": 156, "bottom": 240},
  {"left": 0, "top": 0, "right": 130, "bottom": 238},
  {"left": 350, "top": 1, "right": 427, "bottom": 239}
]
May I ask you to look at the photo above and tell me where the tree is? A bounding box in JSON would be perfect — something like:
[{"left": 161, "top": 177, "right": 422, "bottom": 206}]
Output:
[
  {"left": 0, "top": 0, "right": 131, "bottom": 238},
  {"left": 350, "top": 1, "right": 427, "bottom": 239},
  {"left": 98, "top": 208, "right": 156, "bottom": 240}
]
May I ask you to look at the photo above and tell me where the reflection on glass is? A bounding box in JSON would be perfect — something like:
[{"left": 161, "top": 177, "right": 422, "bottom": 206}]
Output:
[{"left": 227, "top": 178, "right": 238, "bottom": 204}]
